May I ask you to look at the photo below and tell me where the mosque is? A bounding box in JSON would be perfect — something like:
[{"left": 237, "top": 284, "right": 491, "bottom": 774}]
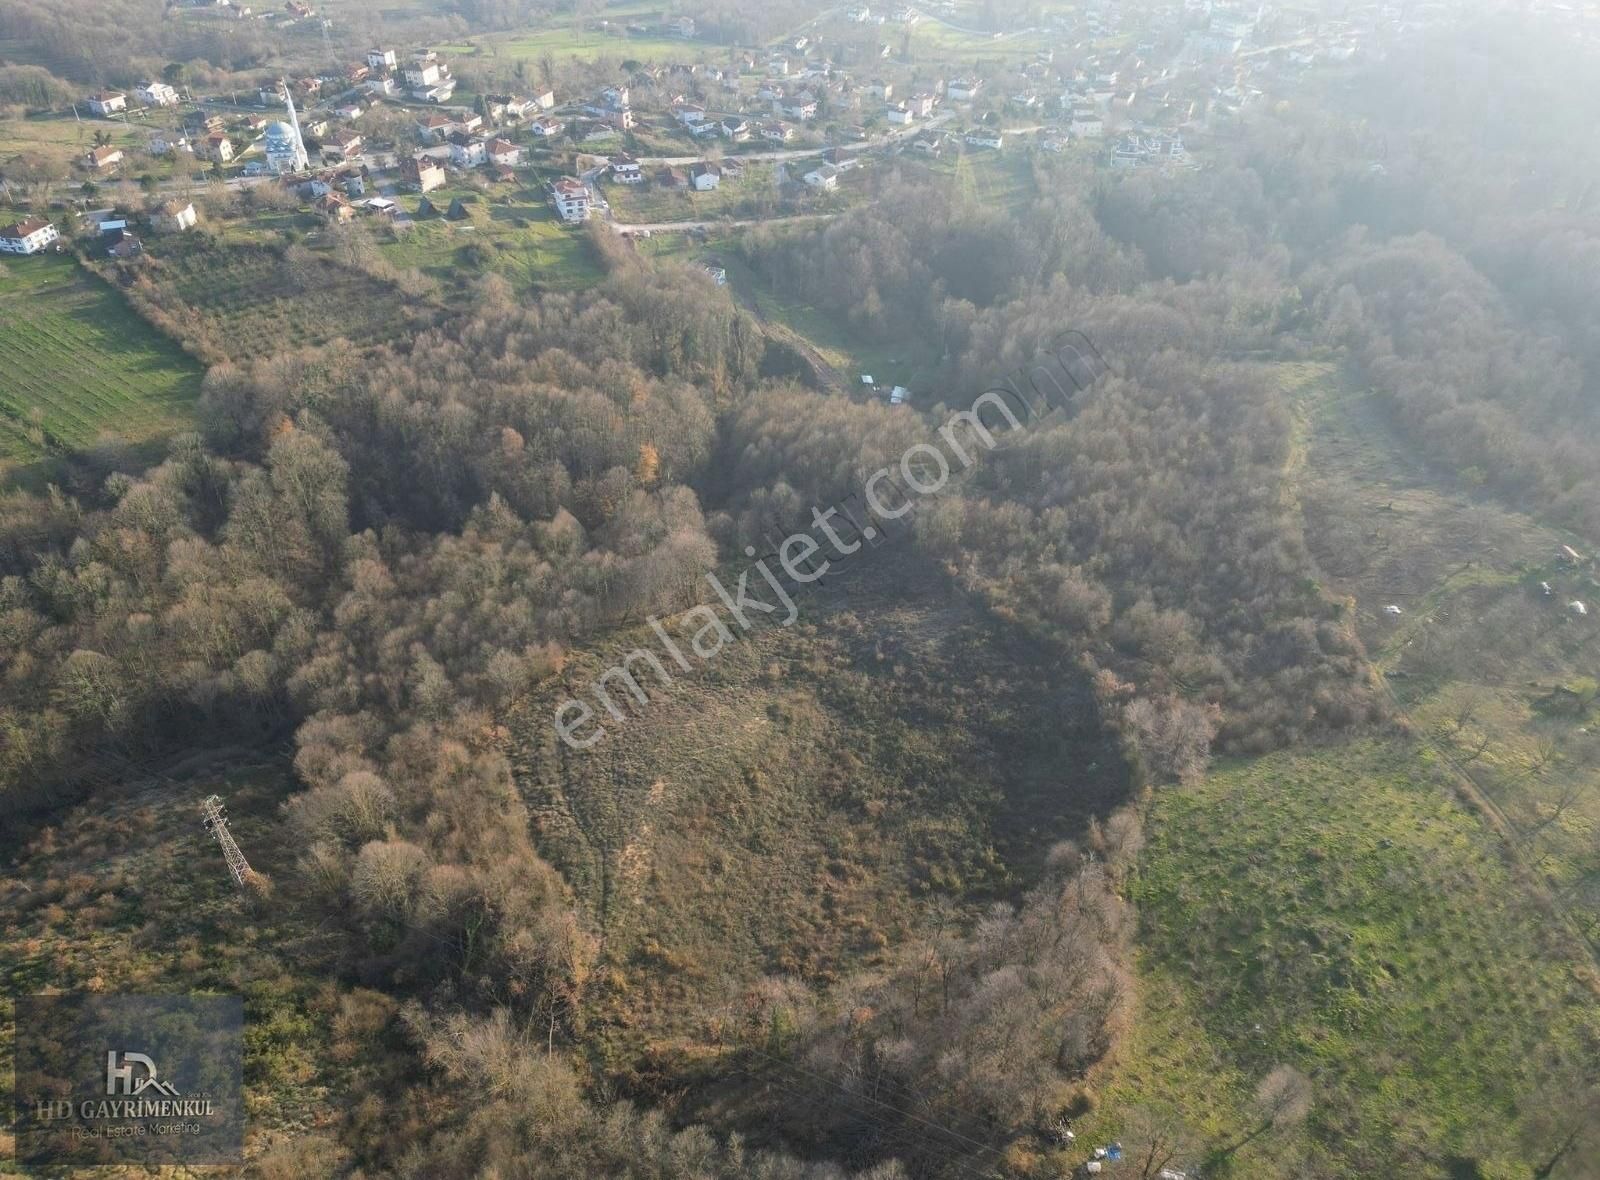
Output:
[{"left": 263, "top": 81, "right": 309, "bottom": 174}]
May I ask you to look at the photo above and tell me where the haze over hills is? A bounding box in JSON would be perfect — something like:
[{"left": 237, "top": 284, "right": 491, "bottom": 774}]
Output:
[{"left": 1, "top": 0, "right": 1598, "bottom": 1177}]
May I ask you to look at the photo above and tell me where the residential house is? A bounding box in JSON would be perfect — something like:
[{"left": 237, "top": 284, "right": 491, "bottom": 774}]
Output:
[
  {"left": 401, "top": 155, "right": 446, "bottom": 192},
  {"left": 447, "top": 132, "right": 487, "bottom": 167},
  {"left": 0, "top": 216, "right": 59, "bottom": 254},
  {"left": 780, "top": 91, "right": 819, "bottom": 120},
  {"left": 610, "top": 154, "right": 644, "bottom": 183},
  {"left": 885, "top": 102, "right": 915, "bottom": 125},
  {"left": 1070, "top": 107, "right": 1104, "bottom": 137},
  {"left": 315, "top": 192, "right": 356, "bottom": 223},
  {"left": 152, "top": 199, "right": 198, "bottom": 233},
  {"left": 691, "top": 160, "right": 721, "bottom": 190},
  {"left": 964, "top": 129, "right": 1003, "bottom": 148},
  {"left": 1110, "top": 136, "right": 1144, "bottom": 168},
  {"left": 486, "top": 138, "right": 521, "bottom": 166},
  {"left": 185, "top": 111, "right": 225, "bottom": 136},
  {"left": 868, "top": 80, "right": 893, "bottom": 101},
  {"left": 606, "top": 107, "right": 636, "bottom": 131},
  {"left": 148, "top": 132, "right": 191, "bottom": 156},
  {"left": 417, "top": 112, "right": 456, "bottom": 141},
  {"left": 529, "top": 117, "right": 563, "bottom": 138},
  {"left": 761, "top": 122, "right": 795, "bottom": 143},
  {"left": 946, "top": 78, "right": 982, "bottom": 102},
  {"left": 338, "top": 167, "right": 367, "bottom": 196},
  {"left": 331, "top": 100, "right": 365, "bottom": 121},
  {"left": 88, "top": 92, "right": 127, "bottom": 116},
  {"left": 325, "top": 129, "right": 364, "bottom": 159},
  {"left": 701, "top": 261, "right": 727, "bottom": 285},
  {"left": 367, "top": 47, "right": 398, "bottom": 72},
  {"left": 551, "top": 177, "right": 591, "bottom": 222},
  {"left": 803, "top": 163, "right": 839, "bottom": 190},
  {"left": 911, "top": 130, "right": 947, "bottom": 155},
  {"left": 136, "top": 81, "right": 180, "bottom": 106},
  {"left": 721, "top": 117, "right": 751, "bottom": 142},
  {"left": 600, "top": 85, "right": 630, "bottom": 111},
  {"left": 906, "top": 92, "right": 936, "bottom": 117},
  {"left": 499, "top": 93, "right": 546, "bottom": 120},
  {"left": 667, "top": 15, "right": 696, "bottom": 37},
  {"left": 405, "top": 50, "right": 455, "bottom": 102},
  {"left": 674, "top": 103, "right": 708, "bottom": 126},
  {"left": 105, "top": 230, "right": 142, "bottom": 260},
  {"left": 87, "top": 145, "right": 125, "bottom": 170}
]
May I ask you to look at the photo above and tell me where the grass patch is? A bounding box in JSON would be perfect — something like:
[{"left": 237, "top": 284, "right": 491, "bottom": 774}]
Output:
[
  {"left": 1127, "top": 738, "right": 1600, "bottom": 1178},
  {"left": 0, "top": 110, "right": 177, "bottom": 179},
  {"left": 0, "top": 253, "right": 202, "bottom": 482},
  {"left": 378, "top": 186, "right": 603, "bottom": 293}
]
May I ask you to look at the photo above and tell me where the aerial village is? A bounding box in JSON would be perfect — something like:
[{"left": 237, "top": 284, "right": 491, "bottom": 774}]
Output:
[{"left": 1, "top": 0, "right": 1513, "bottom": 270}]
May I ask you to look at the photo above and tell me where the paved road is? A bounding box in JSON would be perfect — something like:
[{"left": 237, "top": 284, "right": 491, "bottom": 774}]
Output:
[
  {"left": 633, "top": 109, "right": 954, "bottom": 166},
  {"left": 606, "top": 211, "right": 835, "bottom": 234}
]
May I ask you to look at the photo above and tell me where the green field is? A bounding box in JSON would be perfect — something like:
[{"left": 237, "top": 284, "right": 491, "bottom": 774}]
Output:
[
  {"left": 1115, "top": 739, "right": 1600, "bottom": 1178},
  {"left": 641, "top": 232, "right": 939, "bottom": 389},
  {"left": 0, "top": 110, "right": 183, "bottom": 179},
  {"left": 0, "top": 253, "right": 202, "bottom": 480},
  {"left": 376, "top": 185, "right": 604, "bottom": 293},
  {"left": 1291, "top": 362, "right": 1600, "bottom": 953}
]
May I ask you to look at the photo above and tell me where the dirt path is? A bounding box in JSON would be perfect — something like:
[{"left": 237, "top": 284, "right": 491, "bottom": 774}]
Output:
[{"left": 721, "top": 268, "right": 847, "bottom": 393}]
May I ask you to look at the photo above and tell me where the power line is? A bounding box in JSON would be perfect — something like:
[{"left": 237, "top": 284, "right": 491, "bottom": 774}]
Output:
[{"left": 200, "top": 793, "right": 255, "bottom": 887}]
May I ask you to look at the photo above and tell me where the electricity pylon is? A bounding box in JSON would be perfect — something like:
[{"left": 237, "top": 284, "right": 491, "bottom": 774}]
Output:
[{"left": 200, "top": 795, "right": 254, "bottom": 887}]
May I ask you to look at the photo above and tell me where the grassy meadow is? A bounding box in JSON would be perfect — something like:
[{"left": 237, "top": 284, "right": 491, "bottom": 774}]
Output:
[
  {"left": 1112, "top": 739, "right": 1600, "bottom": 1178},
  {"left": 375, "top": 183, "right": 605, "bottom": 293},
  {"left": 0, "top": 252, "right": 202, "bottom": 482}
]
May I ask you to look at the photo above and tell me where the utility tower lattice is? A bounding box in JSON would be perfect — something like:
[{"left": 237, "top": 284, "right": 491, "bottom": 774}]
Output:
[{"left": 200, "top": 795, "right": 254, "bottom": 887}]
